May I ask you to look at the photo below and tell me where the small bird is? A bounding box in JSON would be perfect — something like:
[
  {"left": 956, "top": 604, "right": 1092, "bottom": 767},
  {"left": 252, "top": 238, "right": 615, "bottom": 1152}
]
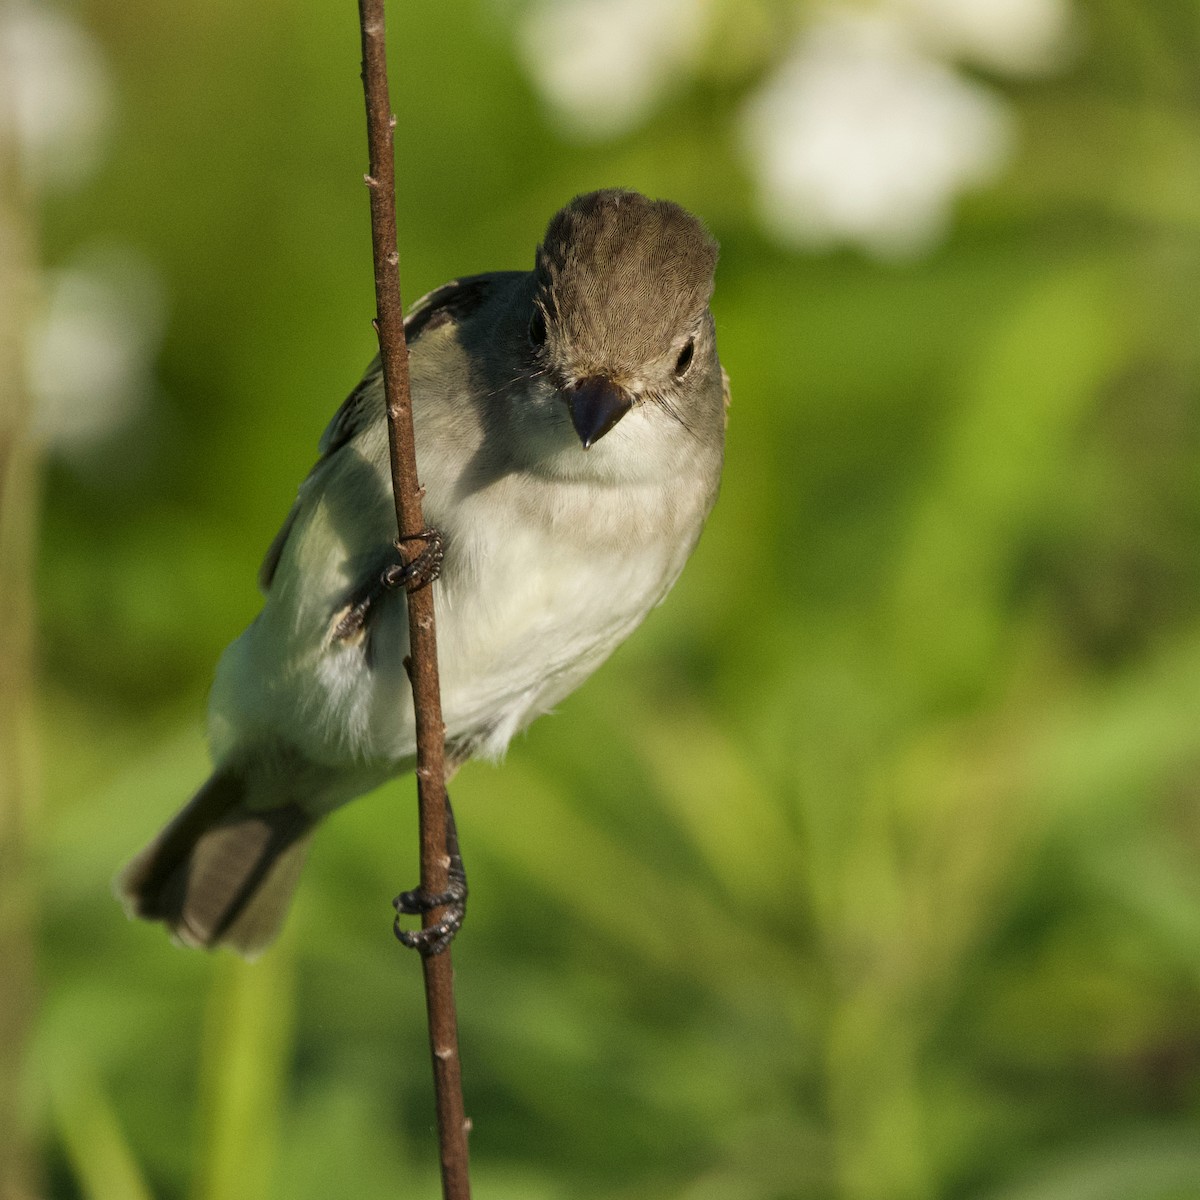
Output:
[{"left": 118, "top": 189, "right": 728, "bottom": 956}]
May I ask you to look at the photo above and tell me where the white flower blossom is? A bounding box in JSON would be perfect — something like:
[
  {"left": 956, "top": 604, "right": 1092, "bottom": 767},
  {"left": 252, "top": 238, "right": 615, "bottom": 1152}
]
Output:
[
  {"left": 29, "top": 246, "right": 167, "bottom": 454},
  {"left": 887, "top": 0, "right": 1075, "bottom": 75},
  {"left": 518, "top": 0, "right": 712, "bottom": 139},
  {"left": 740, "top": 10, "right": 1014, "bottom": 258},
  {"left": 0, "top": 2, "right": 112, "bottom": 193}
]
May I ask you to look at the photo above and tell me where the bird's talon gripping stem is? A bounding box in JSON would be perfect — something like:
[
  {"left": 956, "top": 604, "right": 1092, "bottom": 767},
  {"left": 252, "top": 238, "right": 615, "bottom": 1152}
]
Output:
[
  {"left": 332, "top": 527, "right": 445, "bottom": 643},
  {"left": 383, "top": 527, "right": 445, "bottom": 593},
  {"left": 393, "top": 794, "right": 467, "bottom": 957}
]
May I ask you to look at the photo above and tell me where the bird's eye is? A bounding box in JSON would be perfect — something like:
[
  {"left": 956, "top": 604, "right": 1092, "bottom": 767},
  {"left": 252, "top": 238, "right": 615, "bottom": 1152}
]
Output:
[
  {"left": 673, "top": 337, "right": 695, "bottom": 378},
  {"left": 528, "top": 307, "right": 547, "bottom": 350}
]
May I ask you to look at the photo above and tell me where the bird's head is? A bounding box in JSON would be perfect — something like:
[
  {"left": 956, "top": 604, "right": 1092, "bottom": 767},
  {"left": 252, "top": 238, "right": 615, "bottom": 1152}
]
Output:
[{"left": 527, "top": 189, "right": 722, "bottom": 455}]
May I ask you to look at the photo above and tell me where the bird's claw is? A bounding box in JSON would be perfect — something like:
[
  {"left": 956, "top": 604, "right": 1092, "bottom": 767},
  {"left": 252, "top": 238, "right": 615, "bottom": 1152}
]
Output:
[
  {"left": 393, "top": 793, "right": 467, "bottom": 957},
  {"left": 383, "top": 527, "right": 445, "bottom": 593},
  {"left": 393, "top": 869, "right": 467, "bottom": 957},
  {"left": 331, "top": 526, "right": 445, "bottom": 643}
]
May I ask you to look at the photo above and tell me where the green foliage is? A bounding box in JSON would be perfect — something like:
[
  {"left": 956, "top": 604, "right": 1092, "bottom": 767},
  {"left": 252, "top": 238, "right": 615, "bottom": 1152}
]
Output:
[{"left": 27, "top": 0, "right": 1200, "bottom": 1196}]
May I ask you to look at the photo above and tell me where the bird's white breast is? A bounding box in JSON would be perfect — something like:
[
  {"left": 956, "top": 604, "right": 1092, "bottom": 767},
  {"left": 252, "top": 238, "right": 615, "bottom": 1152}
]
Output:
[
  {"left": 431, "top": 472, "right": 694, "bottom": 760},
  {"left": 210, "top": 448, "right": 708, "bottom": 788}
]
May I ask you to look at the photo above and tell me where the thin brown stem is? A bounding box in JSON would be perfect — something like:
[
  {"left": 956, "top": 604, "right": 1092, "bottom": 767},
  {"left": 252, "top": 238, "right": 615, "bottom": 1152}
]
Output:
[{"left": 357, "top": 4, "right": 472, "bottom": 1196}]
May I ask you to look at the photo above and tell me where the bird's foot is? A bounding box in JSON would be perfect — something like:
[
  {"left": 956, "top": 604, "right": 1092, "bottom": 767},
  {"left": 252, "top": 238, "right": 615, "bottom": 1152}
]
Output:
[
  {"left": 393, "top": 876, "right": 466, "bottom": 957},
  {"left": 331, "top": 527, "right": 445, "bottom": 643},
  {"left": 393, "top": 793, "right": 467, "bottom": 957},
  {"left": 383, "top": 527, "right": 445, "bottom": 593}
]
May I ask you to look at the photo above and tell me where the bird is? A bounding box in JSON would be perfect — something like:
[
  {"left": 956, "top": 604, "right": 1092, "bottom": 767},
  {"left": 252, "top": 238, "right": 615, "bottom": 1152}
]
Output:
[{"left": 117, "top": 188, "right": 729, "bottom": 956}]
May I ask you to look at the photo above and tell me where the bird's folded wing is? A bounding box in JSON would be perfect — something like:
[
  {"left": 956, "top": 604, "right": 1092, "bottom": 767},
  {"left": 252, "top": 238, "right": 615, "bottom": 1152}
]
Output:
[{"left": 257, "top": 272, "right": 508, "bottom": 593}]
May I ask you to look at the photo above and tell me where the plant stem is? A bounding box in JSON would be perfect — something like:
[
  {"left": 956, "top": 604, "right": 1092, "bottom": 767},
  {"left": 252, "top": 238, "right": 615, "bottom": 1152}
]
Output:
[{"left": 357, "top": 4, "right": 471, "bottom": 1196}]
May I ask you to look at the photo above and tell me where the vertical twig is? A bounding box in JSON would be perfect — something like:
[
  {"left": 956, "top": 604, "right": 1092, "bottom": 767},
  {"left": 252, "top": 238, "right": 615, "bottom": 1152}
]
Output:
[{"left": 357, "top": 3, "right": 472, "bottom": 1196}]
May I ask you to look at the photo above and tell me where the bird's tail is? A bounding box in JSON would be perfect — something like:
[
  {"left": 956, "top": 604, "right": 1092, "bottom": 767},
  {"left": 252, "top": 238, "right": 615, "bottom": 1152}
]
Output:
[{"left": 116, "top": 763, "right": 316, "bottom": 957}]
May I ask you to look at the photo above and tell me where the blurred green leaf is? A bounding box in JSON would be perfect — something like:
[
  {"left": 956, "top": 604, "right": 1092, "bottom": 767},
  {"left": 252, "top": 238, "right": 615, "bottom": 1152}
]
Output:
[
  {"left": 193, "top": 953, "right": 294, "bottom": 1200},
  {"left": 49, "top": 1056, "right": 153, "bottom": 1200}
]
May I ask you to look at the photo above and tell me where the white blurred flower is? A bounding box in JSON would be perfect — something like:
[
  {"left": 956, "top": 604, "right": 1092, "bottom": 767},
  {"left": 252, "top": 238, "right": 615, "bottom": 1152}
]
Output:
[
  {"left": 0, "top": 1, "right": 113, "bottom": 193},
  {"left": 518, "top": 0, "right": 712, "bottom": 139},
  {"left": 29, "top": 246, "right": 167, "bottom": 454},
  {"left": 741, "top": 10, "right": 1013, "bottom": 258},
  {"left": 887, "top": 0, "right": 1074, "bottom": 75}
]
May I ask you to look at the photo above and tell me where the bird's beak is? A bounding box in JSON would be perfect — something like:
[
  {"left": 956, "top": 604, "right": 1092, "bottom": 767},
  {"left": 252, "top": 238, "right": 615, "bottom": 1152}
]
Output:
[{"left": 567, "top": 376, "right": 633, "bottom": 449}]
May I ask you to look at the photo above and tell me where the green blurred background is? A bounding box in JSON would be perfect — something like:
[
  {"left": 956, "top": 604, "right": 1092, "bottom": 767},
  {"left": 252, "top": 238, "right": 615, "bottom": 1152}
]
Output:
[{"left": 4, "top": 0, "right": 1200, "bottom": 1197}]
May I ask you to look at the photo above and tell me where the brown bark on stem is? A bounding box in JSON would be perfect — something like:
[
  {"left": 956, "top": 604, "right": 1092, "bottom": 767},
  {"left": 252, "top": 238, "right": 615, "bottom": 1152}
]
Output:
[{"left": 357, "top": 4, "right": 472, "bottom": 1196}]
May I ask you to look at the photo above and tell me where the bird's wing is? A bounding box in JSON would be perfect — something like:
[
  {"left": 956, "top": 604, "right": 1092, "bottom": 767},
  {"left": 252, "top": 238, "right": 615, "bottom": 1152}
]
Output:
[{"left": 257, "top": 272, "right": 506, "bottom": 592}]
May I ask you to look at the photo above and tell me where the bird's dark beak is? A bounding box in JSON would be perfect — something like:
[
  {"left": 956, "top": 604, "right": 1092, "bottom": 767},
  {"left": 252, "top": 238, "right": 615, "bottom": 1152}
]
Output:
[{"left": 567, "top": 376, "right": 633, "bottom": 449}]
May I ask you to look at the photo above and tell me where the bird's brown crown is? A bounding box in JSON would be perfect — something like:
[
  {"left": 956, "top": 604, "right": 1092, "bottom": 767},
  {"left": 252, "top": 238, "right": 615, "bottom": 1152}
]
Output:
[{"left": 534, "top": 189, "right": 719, "bottom": 375}]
